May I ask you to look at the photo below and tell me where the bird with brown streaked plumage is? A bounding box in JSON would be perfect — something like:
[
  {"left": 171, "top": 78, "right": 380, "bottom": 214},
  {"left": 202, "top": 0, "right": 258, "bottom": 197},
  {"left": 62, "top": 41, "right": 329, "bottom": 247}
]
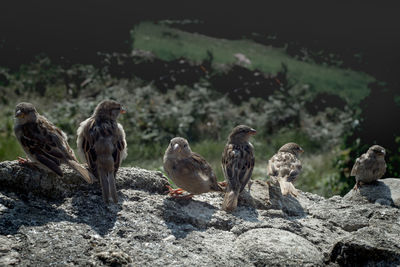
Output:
[
  {"left": 221, "top": 125, "right": 256, "bottom": 212},
  {"left": 76, "top": 100, "right": 127, "bottom": 204}
]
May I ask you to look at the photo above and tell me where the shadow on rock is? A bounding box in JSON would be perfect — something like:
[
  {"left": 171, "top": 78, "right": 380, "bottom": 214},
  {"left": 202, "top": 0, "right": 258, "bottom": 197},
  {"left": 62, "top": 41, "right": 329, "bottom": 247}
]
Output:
[
  {"left": 0, "top": 190, "right": 75, "bottom": 235},
  {"left": 344, "top": 178, "right": 400, "bottom": 208},
  {"left": 234, "top": 190, "right": 260, "bottom": 222},
  {"left": 273, "top": 193, "right": 307, "bottom": 218},
  {"left": 230, "top": 205, "right": 260, "bottom": 223},
  {"left": 70, "top": 192, "right": 121, "bottom": 236},
  {"left": 0, "top": 161, "right": 169, "bottom": 236},
  {"left": 0, "top": 189, "right": 121, "bottom": 236},
  {"left": 161, "top": 197, "right": 217, "bottom": 239},
  {"left": 246, "top": 180, "right": 306, "bottom": 218}
]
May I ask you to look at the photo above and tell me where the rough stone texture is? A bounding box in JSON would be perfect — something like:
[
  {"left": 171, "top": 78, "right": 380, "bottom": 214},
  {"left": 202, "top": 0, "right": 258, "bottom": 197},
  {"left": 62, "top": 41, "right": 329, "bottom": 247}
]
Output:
[
  {"left": 0, "top": 160, "right": 399, "bottom": 266},
  {"left": 344, "top": 178, "right": 400, "bottom": 208}
]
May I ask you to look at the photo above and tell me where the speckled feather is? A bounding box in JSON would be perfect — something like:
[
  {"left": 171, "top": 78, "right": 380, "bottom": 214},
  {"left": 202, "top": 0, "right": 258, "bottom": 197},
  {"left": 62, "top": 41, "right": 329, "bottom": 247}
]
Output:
[
  {"left": 222, "top": 143, "right": 255, "bottom": 193},
  {"left": 351, "top": 149, "right": 386, "bottom": 184},
  {"left": 77, "top": 100, "right": 127, "bottom": 203},
  {"left": 267, "top": 151, "right": 302, "bottom": 183},
  {"left": 14, "top": 104, "right": 94, "bottom": 184},
  {"left": 267, "top": 143, "right": 303, "bottom": 197},
  {"left": 78, "top": 118, "right": 126, "bottom": 178},
  {"left": 15, "top": 115, "right": 75, "bottom": 176}
]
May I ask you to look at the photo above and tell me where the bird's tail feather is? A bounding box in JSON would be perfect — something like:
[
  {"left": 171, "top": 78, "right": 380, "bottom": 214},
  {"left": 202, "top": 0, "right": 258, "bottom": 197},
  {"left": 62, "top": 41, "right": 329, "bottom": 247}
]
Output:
[
  {"left": 279, "top": 180, "right": 298, "bottom": 197},
  {"left": 222, "top": 190, "right": 239, "bottom": 212},
  {"left": 67, "top": 160, "right": 95, "bottom": 184},
  {"left": 99, "top": 170, "right": 118, "bottom": 204},
  {"left": 108, "top": 173, "right": 118, "bottom": 203}
]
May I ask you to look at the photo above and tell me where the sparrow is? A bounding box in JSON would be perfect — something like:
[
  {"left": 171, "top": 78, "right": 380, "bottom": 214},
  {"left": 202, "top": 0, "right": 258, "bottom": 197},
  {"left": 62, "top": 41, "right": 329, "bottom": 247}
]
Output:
[
  {"left": 13, "top": 102, "right": 94, "bottom": 183},
  {"left": 350, "top": 145, "right": 386, "bottom": 190},
  {"left": 267, "top": 143, "right": 304, "bottom": 197},
  {"left": 76, "top": 100, "right": 127, "bottom": 203},
  {"left": 163, "top": 137, "right": 223, "bottom": 199},
  {"left": 221, "top": 125, "right": 256, "bottom": 212}
]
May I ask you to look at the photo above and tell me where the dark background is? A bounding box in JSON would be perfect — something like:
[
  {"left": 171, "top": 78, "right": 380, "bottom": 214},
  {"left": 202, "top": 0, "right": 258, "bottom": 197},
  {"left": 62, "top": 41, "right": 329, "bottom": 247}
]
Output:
[{"left": 1, "top": 1, "right": 399, "bottom": 86}]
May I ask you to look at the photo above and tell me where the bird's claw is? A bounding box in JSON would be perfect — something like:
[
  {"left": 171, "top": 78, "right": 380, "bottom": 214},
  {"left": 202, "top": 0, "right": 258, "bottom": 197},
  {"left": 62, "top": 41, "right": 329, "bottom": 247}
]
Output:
[
  {"left": 218, "top": 181, "right": 228, "bottom": 187},
  {"left": 17, "top": 157, "right": 29, "bottom": 164},
  {"left": 166, "top": 185, "right": 184, "bottom": 196},
  {"left": 353, "top": 182, "right": 361, "bottom": 191},
  {"left": 17, "top": 157, "right": 40, "bottom": 171},
  {"left": 165, "top": 185, "right": 193, "bottom": 199}
]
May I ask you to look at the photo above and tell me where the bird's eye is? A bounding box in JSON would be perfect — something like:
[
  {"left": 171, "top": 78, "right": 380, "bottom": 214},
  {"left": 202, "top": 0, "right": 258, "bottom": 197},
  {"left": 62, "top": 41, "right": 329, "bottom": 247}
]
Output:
[{"left": 183, "top": 144, "right": 187, "bottom": 148}]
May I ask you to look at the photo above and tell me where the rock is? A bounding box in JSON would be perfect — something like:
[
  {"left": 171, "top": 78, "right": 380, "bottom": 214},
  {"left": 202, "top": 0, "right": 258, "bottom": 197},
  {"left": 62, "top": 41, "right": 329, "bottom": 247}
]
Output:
[
  {"left": 0, "top": 235, "right": 21, "bottom": 265},
  {"left": 235, "top": 228, "right": 324, "bottom": 266},
  {"left": 343, "top": 178, "right": 400, "bottom": 208},
  {"left": 96, "top": 250, "right": 133, "bottom": 266},
  {"left": 0, "top": 160, "right": 399, "bottom": 266},
  {"left": 0, "top": 160, "right": 169, "bottom": 199},
  {"left": 329, "top": 225, "right": 400, "bottom": 266}
]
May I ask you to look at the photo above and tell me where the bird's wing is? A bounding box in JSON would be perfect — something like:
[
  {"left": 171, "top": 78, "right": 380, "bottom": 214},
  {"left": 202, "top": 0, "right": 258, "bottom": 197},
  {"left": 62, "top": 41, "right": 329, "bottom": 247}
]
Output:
[
  {"left": 268, "top": 152, "right": 288, "bottom": 177},
  {"left": 78, "top": 118, "right": 98, "bottom": 177},
  {"left": 350, "top": 158, "right": 360, "bottom": 176},
  {"left": 112, "top": 123, "right": 127, "bottom": 176},
  {"left": 189, "top": 152, "right": 221, "bottom": 191},
  {"left": 376, "top": 160, "right": 387, "bottom": 179},
  {"left": 267, "top": 154, "right": 280, "bottom": 177},
  {"left": 76, "top": 118, "right": 90, "bottom": 164},
  {"left": 19, "top": 118, "right": 74, "bottom": 176},
  {"left": 79, "top": 119, "right": 126, "bottom": 177},
  {"left": 287, "top": 155, "right": 302, "bottom": 182},
  {"left": 350, "top": 153, "right": 368, "bottom": 176},
  {"left": 222, "top": 143, "right": 254, "bottom": 193},
  {"left": 267, "top": 152, "right": 301, "bottom": 182}
]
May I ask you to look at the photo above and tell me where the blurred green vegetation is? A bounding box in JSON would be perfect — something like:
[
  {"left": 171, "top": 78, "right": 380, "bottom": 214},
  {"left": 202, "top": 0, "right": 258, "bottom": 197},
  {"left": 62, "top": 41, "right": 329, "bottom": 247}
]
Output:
[
  {"left": 131, "top": 22, "right": 375, "bottom": 104},
  {"left": 0, "top": 118, "right": 24, "bottom": 160}
]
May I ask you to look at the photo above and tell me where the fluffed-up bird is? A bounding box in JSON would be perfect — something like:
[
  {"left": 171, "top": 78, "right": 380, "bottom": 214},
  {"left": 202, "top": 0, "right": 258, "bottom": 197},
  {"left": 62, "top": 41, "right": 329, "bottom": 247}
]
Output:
[
  {"left": 267, "top": 142, "right": 304, "bottom": 197},
  {"left": 14, "top": 102, "right": 94, "bottom": 183},
  {"left": 221, "top": 125, "right": 256, "bottom": 212},
  {"left": 77, "top": 100, "right": 127, "bottom": 203},
  {"left": 163, "top": 137, "right": 223, "bottom": 199},
  {"left": 350, "top": 145, "right": 386, "bottom": 190}
]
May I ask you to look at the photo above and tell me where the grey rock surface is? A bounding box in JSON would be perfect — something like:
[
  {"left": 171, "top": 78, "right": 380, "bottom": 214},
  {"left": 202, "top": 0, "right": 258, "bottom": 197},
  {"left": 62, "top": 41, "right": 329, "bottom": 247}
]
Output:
[
  {"left": 344, "top": 178, "right": 400, "bottom": 208},
  {"left": 0, "top": 160, "right": 399, "bottom": 266}
]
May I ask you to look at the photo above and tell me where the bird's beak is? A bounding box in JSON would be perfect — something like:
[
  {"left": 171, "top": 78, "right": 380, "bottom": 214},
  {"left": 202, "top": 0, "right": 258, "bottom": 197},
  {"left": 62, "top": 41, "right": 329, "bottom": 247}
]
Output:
[
  {"left": 381, "top": 150, "right": 386, "bottom": 155},
  {"left": 173, "top": 143, "right": 180, "bottom": 151},
  {"left": 120, "top": 107, "right": 126, "bottom": 114},
  {"left": 15, "top": 110, "right": 24, "bottom": 118},
  {"left": 248, "top": 128, "right": 257, "bottom": 135},
  {"left": 299, "top": 147, "right": 305, "bottom": 154}
]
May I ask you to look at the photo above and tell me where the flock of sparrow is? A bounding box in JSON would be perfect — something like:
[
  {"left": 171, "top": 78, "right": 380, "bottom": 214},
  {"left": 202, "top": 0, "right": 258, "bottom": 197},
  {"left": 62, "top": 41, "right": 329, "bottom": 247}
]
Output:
[{"left": 13, "top": 100, "right": 387, "bottom": 211}]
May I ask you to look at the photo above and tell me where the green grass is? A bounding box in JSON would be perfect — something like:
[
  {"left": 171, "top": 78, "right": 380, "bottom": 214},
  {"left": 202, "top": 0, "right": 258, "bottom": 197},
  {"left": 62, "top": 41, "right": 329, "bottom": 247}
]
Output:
[
  {"left": 0, "top": 135, "right": 24, "bottom": 162},
  {"left": 0, "top": 118, "right": 25, "bottom": 161},
  {"left": 298, "top": 149, "right": 346, "bottom": 197},
  {"left": 191, "top": 139, "right": 226, "bottom": 181},
  {"left": 131, "top": 22, "right": 375, "bottom": 104}
]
